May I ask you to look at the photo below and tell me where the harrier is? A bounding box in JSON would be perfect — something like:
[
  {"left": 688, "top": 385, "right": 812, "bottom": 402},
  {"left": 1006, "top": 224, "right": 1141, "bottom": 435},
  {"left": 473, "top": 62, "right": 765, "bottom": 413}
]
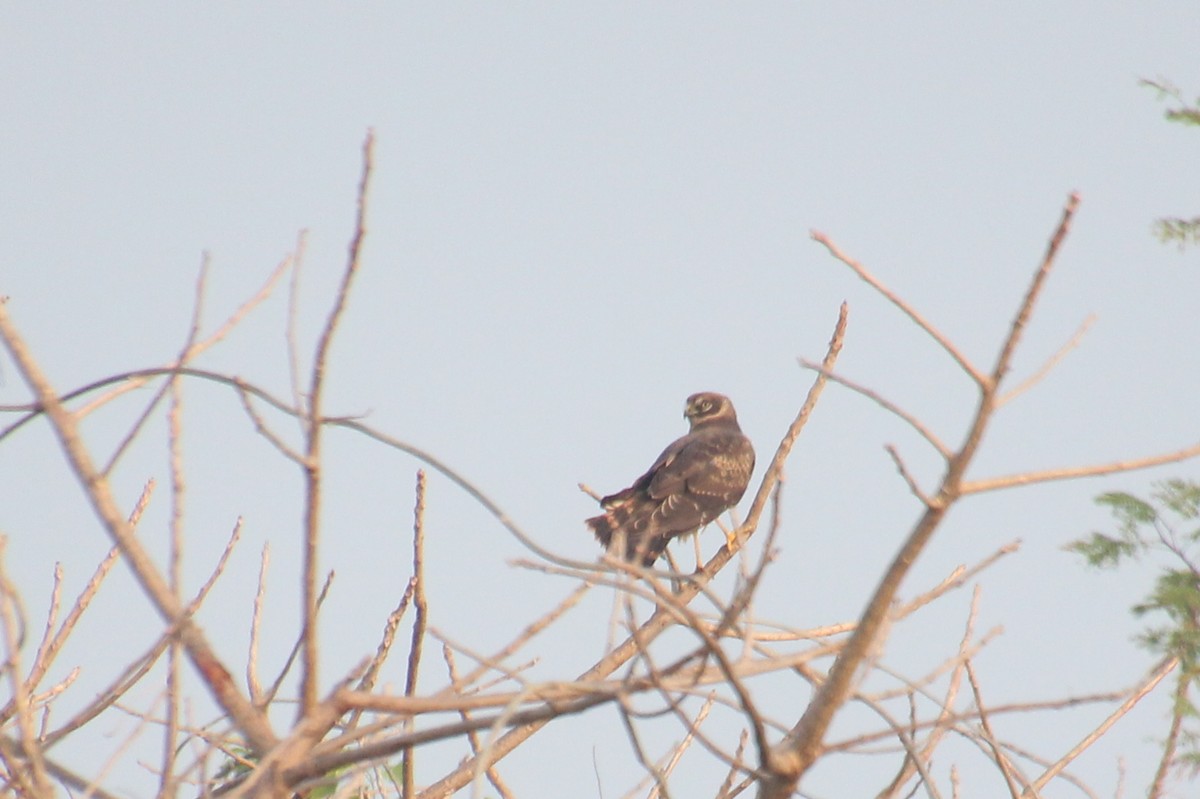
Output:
[{"left": 586, "top": 392, "right": 755, "bottom": 566}]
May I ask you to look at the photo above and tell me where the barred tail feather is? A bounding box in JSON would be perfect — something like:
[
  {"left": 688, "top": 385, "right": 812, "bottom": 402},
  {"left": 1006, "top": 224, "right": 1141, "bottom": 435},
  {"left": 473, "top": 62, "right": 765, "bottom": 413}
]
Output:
[{"left": 586, "top": 513, "right": 614, "bottom": 548}]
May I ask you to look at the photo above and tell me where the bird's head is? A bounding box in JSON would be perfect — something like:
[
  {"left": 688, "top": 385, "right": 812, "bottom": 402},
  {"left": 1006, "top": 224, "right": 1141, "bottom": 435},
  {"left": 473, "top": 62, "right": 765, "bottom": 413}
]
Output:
[{"left": 684, "top": 392, "right": 737, "bottom": 428}]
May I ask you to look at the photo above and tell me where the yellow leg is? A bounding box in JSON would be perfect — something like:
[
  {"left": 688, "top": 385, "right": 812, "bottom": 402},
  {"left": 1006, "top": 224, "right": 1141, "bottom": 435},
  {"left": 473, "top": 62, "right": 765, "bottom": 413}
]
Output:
[{"left": 716, "top": 517, "right": 738, "bottom": 552}]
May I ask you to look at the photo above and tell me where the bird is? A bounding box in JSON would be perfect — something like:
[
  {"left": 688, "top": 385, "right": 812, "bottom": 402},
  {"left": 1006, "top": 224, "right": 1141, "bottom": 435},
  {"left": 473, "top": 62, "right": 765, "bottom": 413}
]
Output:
[{"left": 586, "top": 392, "right": 755, "bottom": 567}]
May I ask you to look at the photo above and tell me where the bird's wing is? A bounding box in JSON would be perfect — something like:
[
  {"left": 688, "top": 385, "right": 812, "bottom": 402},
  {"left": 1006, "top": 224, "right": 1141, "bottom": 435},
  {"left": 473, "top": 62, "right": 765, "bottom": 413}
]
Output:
[
  {"left": 679, "top": 434, "right": 755, "bottom": 502},
  {"left": 600, "top": 432, "right": 691, "bottom": 507},
  {"left": 646, "top": 429, "right": 746, "bottom": 500}
]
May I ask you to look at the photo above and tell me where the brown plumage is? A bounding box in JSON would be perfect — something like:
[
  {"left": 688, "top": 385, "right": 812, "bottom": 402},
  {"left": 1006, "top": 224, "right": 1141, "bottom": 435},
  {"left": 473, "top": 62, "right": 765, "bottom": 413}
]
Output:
[{"left": 586, "top": 392, "right": 755, "bottom": 566}]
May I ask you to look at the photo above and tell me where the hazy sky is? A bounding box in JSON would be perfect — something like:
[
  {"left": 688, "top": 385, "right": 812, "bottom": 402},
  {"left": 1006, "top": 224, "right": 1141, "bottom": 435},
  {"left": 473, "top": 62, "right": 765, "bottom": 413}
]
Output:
[{"left": 2, "top": 4, "right": 1199, "bottom": 797}]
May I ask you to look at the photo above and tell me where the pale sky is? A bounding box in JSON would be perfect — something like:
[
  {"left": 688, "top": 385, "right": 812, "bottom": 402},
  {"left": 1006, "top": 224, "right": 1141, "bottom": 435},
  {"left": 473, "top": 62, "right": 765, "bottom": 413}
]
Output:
[{"left": 2, "top": 4, "right": 1199, "bottom": 797}]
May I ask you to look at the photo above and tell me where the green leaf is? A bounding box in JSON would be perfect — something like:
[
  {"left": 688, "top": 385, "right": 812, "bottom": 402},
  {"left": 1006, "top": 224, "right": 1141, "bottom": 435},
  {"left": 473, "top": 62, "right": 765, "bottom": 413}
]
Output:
[
  {"left": 1155, "top": 480, "right": 1200, "bottom": 520},
  {"left": 1064, "top": 532, "right": 1139, "bottom": 568},
  {"left": 1096, "top": 491, "right": 1157, "bottom": 526}
]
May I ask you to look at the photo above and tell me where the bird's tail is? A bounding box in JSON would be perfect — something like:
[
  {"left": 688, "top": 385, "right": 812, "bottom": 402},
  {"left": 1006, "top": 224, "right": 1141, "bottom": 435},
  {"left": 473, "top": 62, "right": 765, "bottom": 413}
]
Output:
[
  {"left": 586, "top": 513, "right": 614, "bottom": 548},
  {"left": 587, "top": 508, "right": 662, "bottom": 566}
]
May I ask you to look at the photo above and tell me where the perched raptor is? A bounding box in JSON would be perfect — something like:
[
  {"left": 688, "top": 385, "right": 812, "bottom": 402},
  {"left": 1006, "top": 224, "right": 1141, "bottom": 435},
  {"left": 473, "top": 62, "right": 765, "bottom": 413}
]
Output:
[{"left": 586, "top": 392, "right": 755, "bottom": 567}]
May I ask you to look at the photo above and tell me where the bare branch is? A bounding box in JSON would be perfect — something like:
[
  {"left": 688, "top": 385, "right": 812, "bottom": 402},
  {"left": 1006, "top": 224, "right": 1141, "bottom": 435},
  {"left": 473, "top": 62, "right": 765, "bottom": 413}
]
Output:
[
  {"left": 716, "top": 729, "right": 750, "bottom": 799},
  {"left": 759, "top": 194, "right": 1081, "bottom": 798},
  {"left": 7, "top": 482, "right": 149, "bottom": 725},
  {"left": 417, "top": 303, "right": 848, "bottom": 798},
  {"left": 739, "top": 303, "right": 847, "bottom": 540},
  {"left": 965, "top": 659, "right": 1027, "bottom": 798},
  {"left": 441, "top": 645, "right": 516, "bottom": 799},
  {"left": 0, "top": 540, "right": 53, "bottom": 797},
  {"left": 0, "top": 302, "right": 277, "bottom": 754},
  {"left": 962, "top": 440, "right": 1200, "bottom": 495},
  {"left": 234, "top": 383, "right": 306, "bottom": 465},
  {"left": 357, "top": 578, "right": 417, "bottom": 701},
  {"left": 265, "top": 570, "right": 335, "bottom": 708},
  {"left": 43, "top": 517, "right": 243, "bottom": 749},
  {"left": 798, "top": 360, "right": 952, "bottom": 459},
  {"left": 300, "top": 131, "right": 375, "bottom": 718},
  {"left": 997, "top": 313, "right": 1096, "bottom": 407},
  {"left": 160, "top": 275, "right": 205, "bottom": 799},
  {"left": 877, "top": 584, "right": 979, "bottom": 799},
  {"left": 811, "top": 232, "right": 986, "bottom": 385},
  {"left": 886, "top": 445, "right": 932, "bottom": 505},
  {"left": 403, "top": 470, "right": 429, "bottom": 799},
  {"left": 650, "top": 694, "right": 715, "bottom": 798},
  {"left": 617, "top": 697, "right": 673, "bottom": 799},
  {"left": 990, "top": 193, "right": 1080, "bottom": 390},
  {"left": 1025, "top": 656, "right": 1176, "bottom": 797},
  {"left": 247, "top": 543, "right": 270, "bottom": 707},
  {"left": 286, "top": 230, "right": 309, "bottom": 421}
]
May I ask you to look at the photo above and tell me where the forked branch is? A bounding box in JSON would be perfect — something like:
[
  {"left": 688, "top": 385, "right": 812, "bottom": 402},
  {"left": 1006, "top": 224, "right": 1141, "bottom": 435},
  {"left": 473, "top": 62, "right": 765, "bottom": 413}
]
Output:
[{"left": 757, "top": 193, "right": 1082, "bottom": 798}]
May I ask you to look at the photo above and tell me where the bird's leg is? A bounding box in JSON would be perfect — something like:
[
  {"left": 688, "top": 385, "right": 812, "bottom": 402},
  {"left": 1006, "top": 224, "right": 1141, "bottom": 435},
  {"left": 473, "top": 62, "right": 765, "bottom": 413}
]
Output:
[
  {"left": 716, "top": 517, "right": 738, "bottom": 553},
  {"left": 692, "top": 532, "right": 704, "bottom": 573},
  {"left": 662, "top": 549, "right": 687, "bottom": 594}
]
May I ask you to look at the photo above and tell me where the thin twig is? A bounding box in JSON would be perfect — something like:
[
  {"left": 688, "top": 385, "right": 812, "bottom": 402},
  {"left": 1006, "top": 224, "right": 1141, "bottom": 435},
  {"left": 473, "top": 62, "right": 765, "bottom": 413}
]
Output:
[
  {"left": 7, "top": 484, "right": 151, "bottom": 726},
  {"left": 266, "top": 570, "right": 335, "bottom": 707},
  {"left": 94, "top": 251, "right": 292, "bottom": 475},
  {"left": 997, "top": 314, "right": 1096, "bottom": 407},
  {"left": 357, "top": 578, "right": 417, "bottom": 698},
  {"left": 854, "top": 696, "right": 944, "bottom": 799},
  {"left": 617, "top": 697, "right": 672, "bottom": 799},
  {"left": 162, "top": 266, "right": 205, "bottom": 799},
  {"left": 760, "top": 194, "right": 1081, "bottom": 798},
  {"left": 649, "top": 694, "right": 715, "bottom": 798},
  {"left": 1025, "top": 656, "right": 1176, "bottom": 798},
  {"left": 0, "top": 303, "right": 277, "bottom": 754},
  {"left": 810, "top": 232, "right": 986, "bottom": 385},
  {"left": 441, "top": 645, "right": 516, "bottom": 799},
  {"left": 435, "top": 582, "right": 592, "bottom": 696},
  {"left": 247, "top": 543, "right": 270, "bottom": 707},
  {"left": 235, "top": 384, "right": 306, "bottom": 465},
  {"left": 417, "top": 304, "right": 849, "bottom": 799},
  {"left": 876, "top": 585, "right": 980, "bottom": 799},
  {"left": 962, "top": 440, "right": 1200, "bottom": 494},
  {"left": 300, "top": 129, "right": 373, "bottom": 719},
  {"left": 992, "top": 194, "right": 1080, "bottom": 390},
  {"left": 43, "top": 517, "right": 243, "bottom": 749},
  {"left": 404, "top": 470, "right": 429, "bottom": 799},
  {"left": 286, "top": 230, "right": 309, "bottom": 422},
  {"left": 716, "top": 730, "right": 750, "bottom": 799},
  {"left": 798, "top": 360, "right": 952, "bottom": 459},
  {"left": 0, "top": 540, "right": 53, "bottom": 797},
  {"left": 965, "top": 659, "right": 1026, "bottom": 798},
  {"left": 886, "top": 445, "right": 931, "bottom": 505}
]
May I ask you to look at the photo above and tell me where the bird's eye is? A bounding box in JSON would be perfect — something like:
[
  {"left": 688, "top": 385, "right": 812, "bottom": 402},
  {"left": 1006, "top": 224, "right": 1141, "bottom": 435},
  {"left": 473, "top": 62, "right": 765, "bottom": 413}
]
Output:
[{"left": 701, "top": 401, "right": 712, "bottom": 411}]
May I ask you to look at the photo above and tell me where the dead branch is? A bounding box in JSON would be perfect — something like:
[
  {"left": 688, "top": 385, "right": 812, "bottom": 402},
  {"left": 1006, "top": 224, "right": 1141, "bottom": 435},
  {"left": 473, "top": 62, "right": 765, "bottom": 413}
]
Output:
[
  {"left": 299, "top": 129, "right": 374, "bottom": 720},
  {"left": 0, "top": 540, "right": 53, "bottom": 798},
  {"left": 1025, "top": 656, "right": 1176, "bottom": 798},
  {"left": 43, "top": 517, "right": 243, "bottom": 750},
  {"left": 416, "top": 304, "right": 848, "bottom": 798},
  {"left": 0, "top": 303, "right": 277, "bottom": 755},
  {"left": 810, "top": 233, "right": 986, "bottom": 385},
  {"left": 403, "top": 469, "right": 429, "bottom": 799},
  {"left": 962, "top": 441, "right": 1200, "bottom": 495},
  {"left": 757, "top": 194, "right": 1081, "bottom": 798}
]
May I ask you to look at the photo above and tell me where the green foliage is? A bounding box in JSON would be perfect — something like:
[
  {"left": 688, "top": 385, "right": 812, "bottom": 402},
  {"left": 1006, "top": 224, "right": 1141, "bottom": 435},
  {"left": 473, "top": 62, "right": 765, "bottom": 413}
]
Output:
[
  {"left": 1154, "top": 217, "right": 1200, "bottom": 251},
  {"left": 1140, "top": 78, "right": 1200, "bottom": 251},
  {"left": 1070, "top": 480, "right": 1200, "bottom": 778},
  {"left": 1071, "top": 481, "right": 1200, "bottom": 663},
  {"left": 1141, "top": 78, "right": 1200, "bottom": 127},
  {"left": 1063, "top": 491, "right": 1154, "bottom": 567}
]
